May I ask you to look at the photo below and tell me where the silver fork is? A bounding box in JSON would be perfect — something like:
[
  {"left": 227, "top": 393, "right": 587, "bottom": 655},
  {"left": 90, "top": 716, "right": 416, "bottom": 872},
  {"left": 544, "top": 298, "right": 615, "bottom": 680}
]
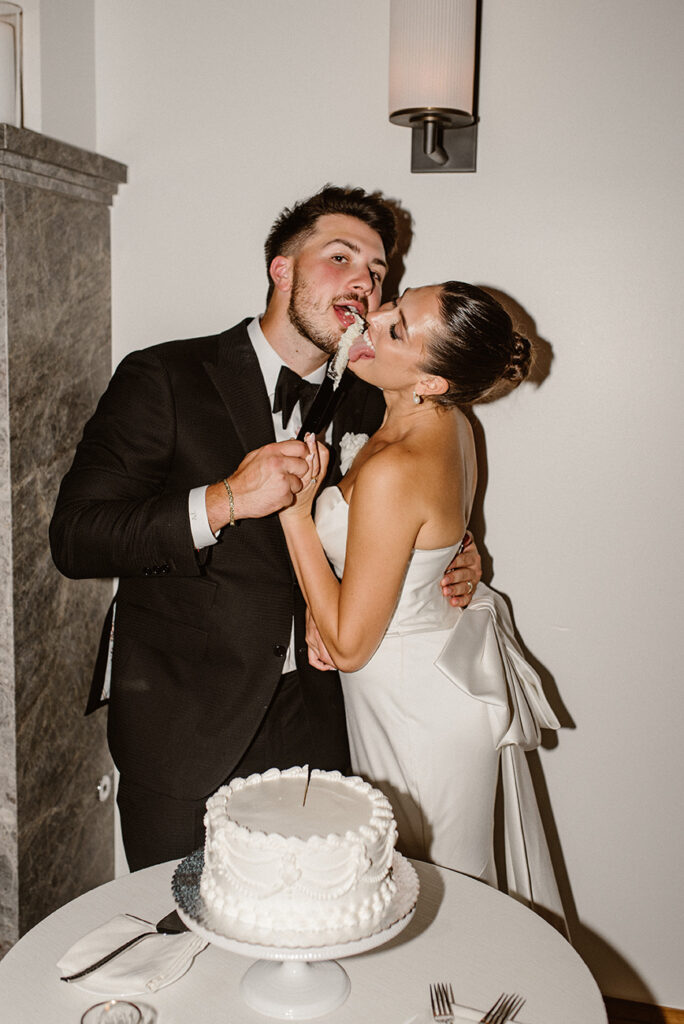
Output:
[
  {"left": 429, "top": 985, "right": 525, "bottom": 1024},
  {"left": 481, "top": 992, "right": 526, "bottom": 1023},
  {"left": 429, "top": 981, "right": 456, "bottom": 1022}
]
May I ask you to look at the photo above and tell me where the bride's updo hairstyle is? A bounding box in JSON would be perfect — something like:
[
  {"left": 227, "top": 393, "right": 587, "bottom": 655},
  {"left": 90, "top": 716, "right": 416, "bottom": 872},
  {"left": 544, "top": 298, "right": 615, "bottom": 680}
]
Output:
[{"left": 421, "top": 282, "right": 531, "bottom": 406}]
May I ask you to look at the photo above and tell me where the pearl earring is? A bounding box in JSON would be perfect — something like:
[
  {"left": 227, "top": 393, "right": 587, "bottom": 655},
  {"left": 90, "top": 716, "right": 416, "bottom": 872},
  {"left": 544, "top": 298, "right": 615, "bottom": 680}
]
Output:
[{"left": 412, "top": 391, "right": 423, "bottom": 405}]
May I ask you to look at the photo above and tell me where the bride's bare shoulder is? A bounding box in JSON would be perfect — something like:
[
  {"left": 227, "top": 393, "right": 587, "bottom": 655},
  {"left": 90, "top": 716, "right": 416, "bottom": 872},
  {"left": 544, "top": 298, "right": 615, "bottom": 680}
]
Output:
[
  {"left": 353, "top": 442, "right": 416, "bottom": 497},
  {"left": 351, "top": 409, "right": 473, "bottom": 504}
]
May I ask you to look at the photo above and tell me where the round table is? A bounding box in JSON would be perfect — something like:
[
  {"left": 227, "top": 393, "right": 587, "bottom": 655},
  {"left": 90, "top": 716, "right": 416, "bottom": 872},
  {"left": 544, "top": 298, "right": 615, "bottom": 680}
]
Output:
[{"left": 0, "top": 859, "right": 606, "bottom": 1023}]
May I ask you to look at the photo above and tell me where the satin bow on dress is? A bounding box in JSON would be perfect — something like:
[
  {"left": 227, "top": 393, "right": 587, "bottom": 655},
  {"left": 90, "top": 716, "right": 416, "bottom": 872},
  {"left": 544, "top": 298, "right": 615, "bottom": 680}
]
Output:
[{"left": 434, "top": 583, "right": 567, "bottom": 933}]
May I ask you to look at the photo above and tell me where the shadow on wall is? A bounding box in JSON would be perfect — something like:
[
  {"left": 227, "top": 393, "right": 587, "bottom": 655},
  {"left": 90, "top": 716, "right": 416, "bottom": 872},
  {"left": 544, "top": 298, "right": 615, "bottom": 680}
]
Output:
[
  {"left": 323, "top": 194, "right": 659, "bottom": 1011},
  {"left": 466, "top": 284, "right": 555, "bottom": 586},
  {"left": 465, "top": 289, "right": 663, "bottom": 1013},
  {"left": 374, "top": 208, "right": 664, "bottom": 1010},
  {"left": 382, "top": 196, "right": 413, "bottom": 302}
]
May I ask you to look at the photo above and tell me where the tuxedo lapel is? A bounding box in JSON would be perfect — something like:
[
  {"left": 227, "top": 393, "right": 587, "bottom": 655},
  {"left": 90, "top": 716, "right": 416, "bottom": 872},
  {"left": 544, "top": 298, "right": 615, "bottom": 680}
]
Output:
[
  {"left": 202, "top": 320, "right": 291, "bottom": 565},
  {"left": 203, "top": 319, "right": 276, "bottom": 457},
  {"left": 329, "top": 375, "right": 385, "bottom": 484}
]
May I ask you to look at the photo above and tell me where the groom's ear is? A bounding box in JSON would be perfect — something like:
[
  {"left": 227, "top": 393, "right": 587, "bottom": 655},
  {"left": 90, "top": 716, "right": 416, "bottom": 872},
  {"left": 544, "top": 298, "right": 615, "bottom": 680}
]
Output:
[{"left": 269, "top": 255, "right": 293, "bottom": 294}]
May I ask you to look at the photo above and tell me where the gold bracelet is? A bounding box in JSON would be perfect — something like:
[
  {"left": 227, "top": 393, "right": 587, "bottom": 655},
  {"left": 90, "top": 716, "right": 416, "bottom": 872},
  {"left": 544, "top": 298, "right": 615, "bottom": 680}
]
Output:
[{"left": 222, "top": 478, "right": 236, "bottom": 526}]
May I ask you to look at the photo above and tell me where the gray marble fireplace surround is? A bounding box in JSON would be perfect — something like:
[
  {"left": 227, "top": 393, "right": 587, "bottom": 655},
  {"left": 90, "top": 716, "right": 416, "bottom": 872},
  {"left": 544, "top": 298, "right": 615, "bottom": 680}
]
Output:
[{"left": 0, "top": 126, "right": 126, "bottom": 955}]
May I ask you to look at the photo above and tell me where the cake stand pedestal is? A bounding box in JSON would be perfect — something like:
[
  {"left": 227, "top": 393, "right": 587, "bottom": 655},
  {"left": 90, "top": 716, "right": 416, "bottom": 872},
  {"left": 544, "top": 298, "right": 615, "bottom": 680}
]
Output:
[
  {"left": 173, "top": 850, "right": 419, "bottom": 1020},
  {"left": 239, "top": 956, "right": 350, "bottom": 1020}
]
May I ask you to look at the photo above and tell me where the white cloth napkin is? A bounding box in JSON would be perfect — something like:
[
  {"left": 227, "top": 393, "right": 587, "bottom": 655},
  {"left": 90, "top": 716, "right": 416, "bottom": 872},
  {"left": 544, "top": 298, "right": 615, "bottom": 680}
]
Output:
[{"left": 57, "top": 914, "right": 207, "bottom": 994}]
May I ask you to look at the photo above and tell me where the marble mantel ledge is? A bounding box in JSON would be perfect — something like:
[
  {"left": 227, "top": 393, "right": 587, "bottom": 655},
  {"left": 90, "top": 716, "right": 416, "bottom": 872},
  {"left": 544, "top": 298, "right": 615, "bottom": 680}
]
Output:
[{"left": 0, "top": 125, "right": 127, "bottom": 205}]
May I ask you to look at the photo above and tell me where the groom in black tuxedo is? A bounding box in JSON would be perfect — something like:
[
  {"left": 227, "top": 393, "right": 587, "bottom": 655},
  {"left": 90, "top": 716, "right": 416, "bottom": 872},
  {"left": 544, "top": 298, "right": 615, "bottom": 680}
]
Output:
[{"left": 50, "top": 185, "right": 481, "bottom": 869}]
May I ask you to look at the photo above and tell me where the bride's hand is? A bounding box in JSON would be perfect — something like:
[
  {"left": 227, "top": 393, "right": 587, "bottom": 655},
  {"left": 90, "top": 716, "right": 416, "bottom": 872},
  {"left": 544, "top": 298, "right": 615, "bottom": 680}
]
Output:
[
  {"left": 305, "top": 608, "right": 336, "bottom": 671},
  {"left": 280, "top": 433, "right": 328, "bottom": 519}
]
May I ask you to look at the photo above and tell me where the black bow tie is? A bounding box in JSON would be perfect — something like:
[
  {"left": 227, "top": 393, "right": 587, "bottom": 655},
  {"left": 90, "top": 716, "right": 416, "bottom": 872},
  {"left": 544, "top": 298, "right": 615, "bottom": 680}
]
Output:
[{"left": 273, "top": 365, "right": 320, "bottom": 430}]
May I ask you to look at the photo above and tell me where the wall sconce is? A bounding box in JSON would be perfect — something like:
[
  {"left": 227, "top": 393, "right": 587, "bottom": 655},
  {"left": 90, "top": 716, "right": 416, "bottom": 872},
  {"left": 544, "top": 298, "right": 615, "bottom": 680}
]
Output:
[{"left": 389, "top": 0, "right": 479, "bottom": 173}]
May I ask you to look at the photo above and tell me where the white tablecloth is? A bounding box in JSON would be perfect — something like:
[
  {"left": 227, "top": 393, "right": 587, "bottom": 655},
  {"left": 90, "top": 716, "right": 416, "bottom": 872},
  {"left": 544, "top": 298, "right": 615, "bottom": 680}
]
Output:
[{"left": 0, "top": 859, "right": 607, "bottom": 1023}]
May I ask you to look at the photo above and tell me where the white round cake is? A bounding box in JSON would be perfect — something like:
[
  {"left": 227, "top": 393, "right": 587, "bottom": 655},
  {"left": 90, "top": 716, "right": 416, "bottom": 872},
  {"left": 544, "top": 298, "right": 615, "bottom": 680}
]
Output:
[{"left": 200, "top": 766, "right": 398, "bottom": 944}]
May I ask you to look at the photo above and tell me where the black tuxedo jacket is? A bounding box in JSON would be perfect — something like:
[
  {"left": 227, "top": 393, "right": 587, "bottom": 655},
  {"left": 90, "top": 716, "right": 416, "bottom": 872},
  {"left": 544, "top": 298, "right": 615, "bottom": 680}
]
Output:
[{"left": 50, "top": 319, "right": 385, "bottom": 800}]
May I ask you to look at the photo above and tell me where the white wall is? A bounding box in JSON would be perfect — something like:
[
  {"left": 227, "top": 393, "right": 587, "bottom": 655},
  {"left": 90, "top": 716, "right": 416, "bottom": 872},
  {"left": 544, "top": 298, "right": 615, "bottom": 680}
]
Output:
[
  {"left": 21, "top": 0, "right": 96, "bottom": 148},
  {"left": 40, "top": 0, "right": 96, "bottom": 150},
  {"left": 38, "top": 0, "right": 684, "bottom": 1007}
]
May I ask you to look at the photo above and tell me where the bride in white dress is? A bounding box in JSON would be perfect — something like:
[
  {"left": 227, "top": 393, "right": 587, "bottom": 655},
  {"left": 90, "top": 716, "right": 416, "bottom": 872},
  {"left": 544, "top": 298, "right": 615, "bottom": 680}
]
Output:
[{"left": 279, "top": 282, "right": 558, "bottom": 892}]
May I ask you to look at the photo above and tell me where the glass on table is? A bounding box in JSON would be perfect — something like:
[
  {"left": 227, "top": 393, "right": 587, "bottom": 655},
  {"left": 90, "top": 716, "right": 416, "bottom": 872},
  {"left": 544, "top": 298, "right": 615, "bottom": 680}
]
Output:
[{"left": 81, "top": 1000, "right": 143, "bottom": 1024}]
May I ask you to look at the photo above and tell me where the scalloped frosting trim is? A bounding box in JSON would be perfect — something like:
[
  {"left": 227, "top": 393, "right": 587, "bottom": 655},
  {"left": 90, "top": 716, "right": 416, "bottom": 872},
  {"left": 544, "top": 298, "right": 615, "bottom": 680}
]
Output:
[{"left": 201, "top": 873, "right": 397, "bottom": 932}]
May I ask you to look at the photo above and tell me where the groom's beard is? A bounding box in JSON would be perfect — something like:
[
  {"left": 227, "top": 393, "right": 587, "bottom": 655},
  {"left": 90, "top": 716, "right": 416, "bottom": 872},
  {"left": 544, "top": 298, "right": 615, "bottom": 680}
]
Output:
[{"left": 287, "top": 269, "right": 341, "bottom": 358}]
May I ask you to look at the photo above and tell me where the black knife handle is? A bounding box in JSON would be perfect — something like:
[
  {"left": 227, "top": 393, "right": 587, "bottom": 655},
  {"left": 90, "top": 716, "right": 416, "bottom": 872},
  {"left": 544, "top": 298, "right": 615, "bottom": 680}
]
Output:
[{"left": 297, "top": 375, "right": 337, "bottom": 440}]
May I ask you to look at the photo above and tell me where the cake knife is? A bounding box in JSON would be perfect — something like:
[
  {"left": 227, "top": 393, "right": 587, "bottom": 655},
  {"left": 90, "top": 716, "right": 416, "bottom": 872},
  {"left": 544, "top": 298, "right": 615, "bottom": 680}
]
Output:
[{"left": 296, "top": 368, "right": 342, "bottom": 440}]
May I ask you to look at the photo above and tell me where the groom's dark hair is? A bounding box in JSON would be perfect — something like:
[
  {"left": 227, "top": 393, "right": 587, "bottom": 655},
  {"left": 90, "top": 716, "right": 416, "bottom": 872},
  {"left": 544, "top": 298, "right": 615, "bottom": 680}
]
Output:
[{"left": 264, "top": 185, "right": 398, "bottom": 273}]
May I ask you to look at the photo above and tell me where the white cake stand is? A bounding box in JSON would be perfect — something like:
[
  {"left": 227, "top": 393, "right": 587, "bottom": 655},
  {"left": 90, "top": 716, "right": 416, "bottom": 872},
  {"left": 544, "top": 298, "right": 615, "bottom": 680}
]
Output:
[{"left": 173, "top": 849, "right": 418, "bottom": 1020}]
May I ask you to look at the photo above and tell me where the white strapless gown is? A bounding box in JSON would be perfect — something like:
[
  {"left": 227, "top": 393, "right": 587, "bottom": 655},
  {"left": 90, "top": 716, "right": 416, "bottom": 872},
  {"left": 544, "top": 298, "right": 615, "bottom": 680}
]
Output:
[{"left": 315, "top": 485, "right": 499, "bottom": 882}]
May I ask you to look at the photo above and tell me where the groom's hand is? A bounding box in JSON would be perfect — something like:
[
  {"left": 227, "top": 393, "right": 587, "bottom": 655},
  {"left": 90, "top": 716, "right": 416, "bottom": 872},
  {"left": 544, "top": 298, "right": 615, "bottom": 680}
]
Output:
[
  {"left": 440, "top": 532, "right": 482, "bottom": 607},
  {"left": 206, "top": 441, "right": 309, "bottom": 530}
]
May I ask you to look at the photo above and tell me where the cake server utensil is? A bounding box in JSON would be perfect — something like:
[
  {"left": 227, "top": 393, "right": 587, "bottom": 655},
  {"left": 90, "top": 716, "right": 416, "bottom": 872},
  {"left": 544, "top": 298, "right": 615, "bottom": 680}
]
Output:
[{"left": 60, "top": 909, "right": 187, "bottom": 983}]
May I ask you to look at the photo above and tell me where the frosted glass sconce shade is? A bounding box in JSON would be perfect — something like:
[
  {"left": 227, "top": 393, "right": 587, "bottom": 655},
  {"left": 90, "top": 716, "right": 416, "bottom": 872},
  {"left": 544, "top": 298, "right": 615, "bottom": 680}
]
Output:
[{"left": 389, "top": 0, "right": 478, "bottom": 172}]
